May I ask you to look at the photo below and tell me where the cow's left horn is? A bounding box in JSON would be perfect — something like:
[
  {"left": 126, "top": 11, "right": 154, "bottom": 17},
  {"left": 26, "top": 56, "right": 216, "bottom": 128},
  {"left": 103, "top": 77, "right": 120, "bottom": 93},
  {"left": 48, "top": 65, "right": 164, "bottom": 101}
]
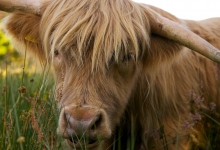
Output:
[
  {"left": 0, "top": 0, "right": 46, "bottom": 15},
  {"left": 147, "top": 7, "right": 220, "bottom": 63}
]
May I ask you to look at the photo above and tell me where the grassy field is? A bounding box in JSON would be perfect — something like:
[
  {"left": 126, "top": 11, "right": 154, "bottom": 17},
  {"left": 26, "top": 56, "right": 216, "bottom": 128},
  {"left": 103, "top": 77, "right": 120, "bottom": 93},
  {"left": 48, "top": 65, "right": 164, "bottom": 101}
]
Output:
[{"left": 0, "top": 58, "right": 65, "bottom": 150}]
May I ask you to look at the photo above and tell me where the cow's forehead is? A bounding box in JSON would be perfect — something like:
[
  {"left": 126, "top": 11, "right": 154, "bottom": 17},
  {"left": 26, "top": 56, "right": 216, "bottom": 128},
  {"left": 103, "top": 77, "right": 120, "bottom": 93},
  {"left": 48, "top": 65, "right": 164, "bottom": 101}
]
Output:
[{"left": 40, "top": 0, "right": 150, "bottom": 69}]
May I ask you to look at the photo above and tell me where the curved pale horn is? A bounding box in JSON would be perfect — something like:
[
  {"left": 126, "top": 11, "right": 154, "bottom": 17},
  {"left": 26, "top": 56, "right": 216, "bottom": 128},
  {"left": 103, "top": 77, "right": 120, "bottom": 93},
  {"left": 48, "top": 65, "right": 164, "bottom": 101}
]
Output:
[
  {"left": 0, "top": 0, "right": 43, "bottom": 15},
  {"left": 147, "top": 7, "right": 220, "bottom": 63}
]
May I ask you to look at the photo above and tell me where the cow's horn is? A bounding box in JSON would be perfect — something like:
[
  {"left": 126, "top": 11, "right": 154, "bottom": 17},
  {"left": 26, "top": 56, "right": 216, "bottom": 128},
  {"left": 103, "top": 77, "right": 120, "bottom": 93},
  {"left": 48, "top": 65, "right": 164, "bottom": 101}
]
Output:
[
  {"left": 0, "top": 0, "right": 44, "bottom": 15},
  {"left": 148, "top": 8, "right": 220, "bottom": 63}
]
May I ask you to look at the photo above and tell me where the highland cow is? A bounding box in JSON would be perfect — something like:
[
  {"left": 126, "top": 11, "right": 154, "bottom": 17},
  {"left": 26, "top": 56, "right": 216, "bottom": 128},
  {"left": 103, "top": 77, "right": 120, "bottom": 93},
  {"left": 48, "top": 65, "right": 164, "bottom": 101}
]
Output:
[{"left": 1, "top": 0, "right": 220, "bottom": 149}]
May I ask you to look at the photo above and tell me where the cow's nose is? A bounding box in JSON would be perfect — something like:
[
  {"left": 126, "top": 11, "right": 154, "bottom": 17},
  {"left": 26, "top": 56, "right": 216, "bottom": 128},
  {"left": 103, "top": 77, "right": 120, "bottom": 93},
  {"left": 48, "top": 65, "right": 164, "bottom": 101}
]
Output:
[
  {"left": 64, "top": 110, "right": 102, "bottom": 136},
  {"left": 62, "top": 107, "right": 104, "bottom": 148},
  {"left": 58, "top": 107, "right": 112, "bottom": 148}
]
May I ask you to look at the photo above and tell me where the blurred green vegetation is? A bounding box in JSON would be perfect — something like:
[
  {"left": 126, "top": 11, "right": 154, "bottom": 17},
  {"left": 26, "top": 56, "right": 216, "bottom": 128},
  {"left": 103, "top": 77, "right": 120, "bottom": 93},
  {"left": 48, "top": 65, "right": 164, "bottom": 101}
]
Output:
[
  {"left": 0, "top": 11, "right": 19, "bottom": 62},
  {"left": 0, "top": 22, "right": 63, "bottom": 149},
  {"left": 0, "top": 29, "right": 22, "bottom": 63},
  {"left": 0, "top": 66, "right": 63, "bottom": 150},
  {"left": 0, "top": 32, "right": 10, "bottom": 55}
]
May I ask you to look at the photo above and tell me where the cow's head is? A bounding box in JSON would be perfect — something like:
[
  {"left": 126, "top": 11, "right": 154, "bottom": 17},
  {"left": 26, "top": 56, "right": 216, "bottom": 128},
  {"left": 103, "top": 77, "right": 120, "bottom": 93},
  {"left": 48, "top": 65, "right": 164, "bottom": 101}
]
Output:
[{"left": 2, "top": 0, "right": 220, "bottom": 149}]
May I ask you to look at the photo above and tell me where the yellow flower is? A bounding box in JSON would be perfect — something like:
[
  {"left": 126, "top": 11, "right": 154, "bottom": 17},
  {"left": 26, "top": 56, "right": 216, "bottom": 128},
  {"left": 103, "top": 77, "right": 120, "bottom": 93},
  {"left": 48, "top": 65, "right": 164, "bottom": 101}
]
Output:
[{"left": 17, "top": 136, "right": 25, "bottom": 143}]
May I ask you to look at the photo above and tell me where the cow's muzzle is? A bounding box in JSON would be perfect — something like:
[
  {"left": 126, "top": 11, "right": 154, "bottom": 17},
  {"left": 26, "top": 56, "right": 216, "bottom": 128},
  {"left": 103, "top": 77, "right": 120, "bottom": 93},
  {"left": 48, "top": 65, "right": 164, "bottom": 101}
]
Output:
[{"left": 58, "top": 106, "right": 112, "bottom": 149}]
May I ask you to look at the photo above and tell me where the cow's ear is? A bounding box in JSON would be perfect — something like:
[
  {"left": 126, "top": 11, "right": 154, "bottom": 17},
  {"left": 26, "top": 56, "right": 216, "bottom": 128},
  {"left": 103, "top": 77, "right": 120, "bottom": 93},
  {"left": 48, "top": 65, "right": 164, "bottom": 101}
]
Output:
[
  {"left": 2, "top": 12, "right": 45, "bottom": 63},
  {"left": 140, "top": 5, "right": 184, "bottom": 69},
  {"left": 145, "top": 35, "right": 182, "bottom": 67}
]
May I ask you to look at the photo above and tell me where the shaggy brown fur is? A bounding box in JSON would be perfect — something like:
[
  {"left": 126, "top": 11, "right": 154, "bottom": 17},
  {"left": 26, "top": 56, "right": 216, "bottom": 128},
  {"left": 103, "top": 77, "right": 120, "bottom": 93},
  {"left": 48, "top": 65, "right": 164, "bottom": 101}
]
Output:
[{"left": 2, "top": 0, "right": 220, "bottom": 149}]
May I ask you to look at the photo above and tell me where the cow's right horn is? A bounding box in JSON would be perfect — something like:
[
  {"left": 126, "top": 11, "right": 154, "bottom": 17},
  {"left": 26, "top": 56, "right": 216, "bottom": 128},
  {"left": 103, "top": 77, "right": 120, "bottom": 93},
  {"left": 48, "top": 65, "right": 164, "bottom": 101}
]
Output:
[
  {"left": 0, "top": 0, "right": 46, "bottom": 15},
  {"left": 145, "top": 5, "right": 220, "bottom": 63}
]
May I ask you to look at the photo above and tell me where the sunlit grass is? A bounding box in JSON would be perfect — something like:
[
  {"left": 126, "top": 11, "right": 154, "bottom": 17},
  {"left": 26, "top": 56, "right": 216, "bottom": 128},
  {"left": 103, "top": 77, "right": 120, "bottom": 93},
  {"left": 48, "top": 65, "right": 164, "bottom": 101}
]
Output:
[{"left": 0, "top": 58, "right": 64, "bottom": 150}]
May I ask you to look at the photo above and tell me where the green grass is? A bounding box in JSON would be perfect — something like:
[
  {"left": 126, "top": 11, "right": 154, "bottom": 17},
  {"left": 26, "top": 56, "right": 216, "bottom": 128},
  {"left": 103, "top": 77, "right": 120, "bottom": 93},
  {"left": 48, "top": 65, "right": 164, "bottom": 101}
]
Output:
[{"left": 0, "top": 60, "right": 64, "bottom": 150}]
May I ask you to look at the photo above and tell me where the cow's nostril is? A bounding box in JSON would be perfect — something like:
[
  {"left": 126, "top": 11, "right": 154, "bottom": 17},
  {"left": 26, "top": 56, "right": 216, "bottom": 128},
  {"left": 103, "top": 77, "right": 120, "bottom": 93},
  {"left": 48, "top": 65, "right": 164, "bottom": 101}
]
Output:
[
  {"left": 91, "top": 114, "right": 102, "bottom": 131},
  {"left": 68, "top": 137, "right": 77, "bottom": 144},
  {"left": 88, "top": 139, "right": 97, "bottom": 145}
]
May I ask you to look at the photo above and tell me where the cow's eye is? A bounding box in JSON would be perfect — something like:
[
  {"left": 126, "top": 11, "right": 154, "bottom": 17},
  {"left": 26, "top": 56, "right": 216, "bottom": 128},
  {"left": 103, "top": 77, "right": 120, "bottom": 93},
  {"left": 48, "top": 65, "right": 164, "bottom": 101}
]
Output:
[
  {"left": 54, "top": 49, "right": 59, "bottom": 56},
  {"left": 123, "top": 54, "right": 132, "bottom": 62}
]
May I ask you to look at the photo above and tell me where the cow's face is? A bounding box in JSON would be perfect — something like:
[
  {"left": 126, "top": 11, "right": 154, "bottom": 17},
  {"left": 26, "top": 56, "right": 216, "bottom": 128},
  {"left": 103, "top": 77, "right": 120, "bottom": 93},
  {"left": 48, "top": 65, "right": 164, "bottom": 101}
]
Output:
[
  {"left": 52, "top": 44, "right": 143, "bottom": 149},
  {"left": 38, "top": 0, "right": 149, "bottom": 149}
]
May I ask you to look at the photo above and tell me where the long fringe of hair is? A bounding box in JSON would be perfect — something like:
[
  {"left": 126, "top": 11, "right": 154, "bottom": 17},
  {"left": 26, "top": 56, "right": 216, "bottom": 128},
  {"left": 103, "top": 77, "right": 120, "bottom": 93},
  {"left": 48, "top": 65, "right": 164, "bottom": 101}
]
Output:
[{"left": 40, "top": 0, "right": 150, "bottom": 70}]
